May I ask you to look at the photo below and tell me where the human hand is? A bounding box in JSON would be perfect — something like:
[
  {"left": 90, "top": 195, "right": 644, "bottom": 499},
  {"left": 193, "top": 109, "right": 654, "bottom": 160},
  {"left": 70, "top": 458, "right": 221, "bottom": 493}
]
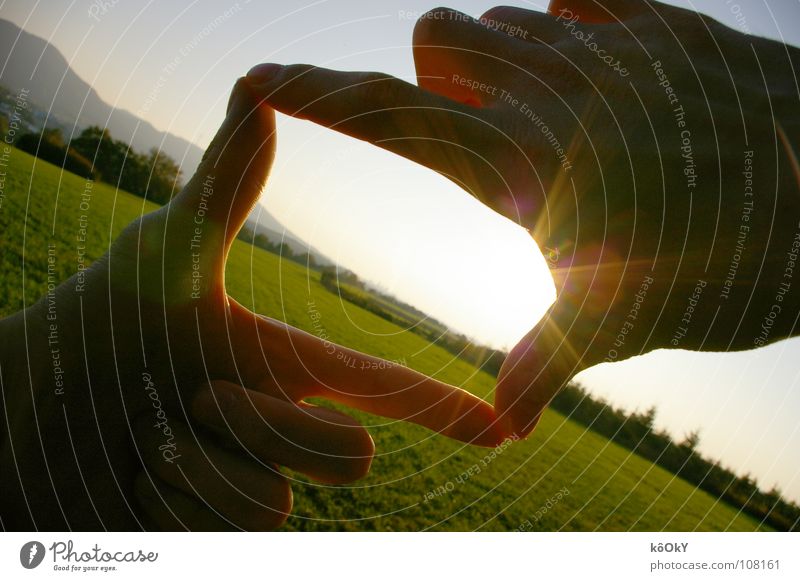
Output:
[
  {"left": 0, "top": 79, "right": 502, "bottom": 531},
  {"left": 246, "top": 0, "right": 800, "bottom": 437}
]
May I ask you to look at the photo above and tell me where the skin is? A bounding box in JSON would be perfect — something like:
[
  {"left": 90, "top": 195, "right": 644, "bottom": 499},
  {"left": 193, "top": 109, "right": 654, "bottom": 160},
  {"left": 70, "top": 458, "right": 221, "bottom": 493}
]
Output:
[
  {"left": 246, "top": 0, "right": 800, "bottom": 438},
  {"left": 0, "top": 79, "right": 503, "bottom": 531}
]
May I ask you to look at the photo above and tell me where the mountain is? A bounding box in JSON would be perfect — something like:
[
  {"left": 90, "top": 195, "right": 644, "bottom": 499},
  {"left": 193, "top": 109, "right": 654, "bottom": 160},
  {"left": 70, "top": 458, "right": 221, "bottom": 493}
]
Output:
[
  {"left": 0, "top": 18, "right": 335, "bottom": 266},
  {"left": 0, "top": 18, "right": 204, "bottom": 176},
  {"left": 244, "top": 207, "right": 333, "bottom": 267}
]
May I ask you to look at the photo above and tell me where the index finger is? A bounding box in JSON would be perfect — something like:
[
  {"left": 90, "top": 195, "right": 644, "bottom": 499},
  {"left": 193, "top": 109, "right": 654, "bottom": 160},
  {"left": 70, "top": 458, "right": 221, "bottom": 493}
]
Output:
[
  {"left": 246, "top": 63, "right": 505, "bottom": 192},
  {"left": 228, "top": 300, "right": 507, "bottom": 447}
]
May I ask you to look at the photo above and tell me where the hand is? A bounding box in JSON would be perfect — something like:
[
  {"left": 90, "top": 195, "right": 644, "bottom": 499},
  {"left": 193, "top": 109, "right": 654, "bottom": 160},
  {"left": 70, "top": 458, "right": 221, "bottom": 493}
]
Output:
[
  {"left": 246, "top": 0, "right": 800, "bottom": 437},
  {"left": 0, "top": 79, "right": 503, "bottom": 531}
]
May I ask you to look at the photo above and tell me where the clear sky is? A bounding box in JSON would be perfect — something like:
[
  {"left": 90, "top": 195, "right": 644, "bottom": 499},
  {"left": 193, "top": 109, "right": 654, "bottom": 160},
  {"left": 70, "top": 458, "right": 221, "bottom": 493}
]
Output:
[{"left": 2, "top": 0, "right": 798, "bottom": 502}]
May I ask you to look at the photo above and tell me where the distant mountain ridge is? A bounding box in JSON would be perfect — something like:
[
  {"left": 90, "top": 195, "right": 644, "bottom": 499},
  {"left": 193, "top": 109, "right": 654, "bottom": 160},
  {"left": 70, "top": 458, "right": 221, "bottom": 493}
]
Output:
[
  {"left": 0, "top": 18, "right": 204, "bottom": 176},
  {"left": 0, "top": 18, "right": 333, "bottom": 265},
  {"left": 244, "top": 208, "right": 333, "bottom": 267}
]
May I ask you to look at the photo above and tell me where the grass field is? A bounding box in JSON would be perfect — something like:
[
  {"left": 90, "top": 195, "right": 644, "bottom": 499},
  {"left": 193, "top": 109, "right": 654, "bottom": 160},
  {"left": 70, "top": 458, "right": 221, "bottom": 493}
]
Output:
[{"left": 0, "top": 148, "right": 767, "bottom": 531}]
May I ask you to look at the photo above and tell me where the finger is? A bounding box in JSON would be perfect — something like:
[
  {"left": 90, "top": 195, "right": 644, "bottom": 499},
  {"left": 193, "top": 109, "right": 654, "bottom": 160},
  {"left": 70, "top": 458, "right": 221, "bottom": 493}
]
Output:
[
  {"left": 412, "top": 7, "right": 532, "bottom": 106},
  {"left": 133, "top": 416, "right": 292, "bottom": 531},
  {"left": 171, "top": 78, "right": 277, "bottom": 252},
  {"left": 227, "top": 299, "right": 507, "bottom": 447},
  {"left": 246, "top": 63, "right": 558, "bottom": 224},
  {"left": 494, "top": 298, "right": 589, "bottom": 438},
  {"left": 134, "top": 472, "right": 237, "bottom": 531},
  {"left": 246, "top": 62, "right": 506, "bottom": 195},
  {"left": 479, "top": 6, "right": 572, "bottom": 45},
  {"left": 191, "top": 381, "right": 374, "bottom": 485}
]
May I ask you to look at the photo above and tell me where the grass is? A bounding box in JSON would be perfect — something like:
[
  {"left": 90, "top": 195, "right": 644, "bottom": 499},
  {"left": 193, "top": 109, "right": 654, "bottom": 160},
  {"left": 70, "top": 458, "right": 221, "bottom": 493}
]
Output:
[{"left": 0, "top": 147, "right": 767, "bottom": 531}]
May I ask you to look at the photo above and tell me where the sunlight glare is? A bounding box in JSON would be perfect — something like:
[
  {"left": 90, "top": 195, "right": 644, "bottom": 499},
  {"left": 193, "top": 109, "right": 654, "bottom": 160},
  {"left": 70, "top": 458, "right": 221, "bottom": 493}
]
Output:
[{"left": 266, "top": 118, "right": 556, "bottom": 351}]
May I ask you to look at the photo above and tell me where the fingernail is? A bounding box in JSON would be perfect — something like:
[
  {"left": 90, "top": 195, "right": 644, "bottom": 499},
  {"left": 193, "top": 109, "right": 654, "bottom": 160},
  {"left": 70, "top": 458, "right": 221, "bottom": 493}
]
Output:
[
  {"left": 192, "top": 384, "right": 235, "bottom": 428},
  {"left": 246, "top": 63, "right": 283, "bottom": 84}
]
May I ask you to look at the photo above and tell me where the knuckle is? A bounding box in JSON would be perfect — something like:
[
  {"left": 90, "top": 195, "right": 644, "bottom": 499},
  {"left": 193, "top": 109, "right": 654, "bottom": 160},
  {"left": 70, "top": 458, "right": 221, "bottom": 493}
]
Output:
[{"left": 356, "top": 72, "right": 400, "bottom": 109}]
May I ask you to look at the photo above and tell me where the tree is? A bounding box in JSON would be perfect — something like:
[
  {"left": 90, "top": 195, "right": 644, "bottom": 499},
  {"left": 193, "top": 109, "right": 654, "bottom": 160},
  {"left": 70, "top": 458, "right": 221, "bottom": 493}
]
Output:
[
  {"left": 681, "top": 429, "right": 701, "bottom": 451},
  {"left": 145, "top": 147, "right": 183, "bottom": 204},
  {"left": 276, "top": 242, "right": 294, "bottom": 259},
  {"left": 70, "top": 127, "right": 183, "bottom": 204},
  {"left": 632, "top": 406, "right": 657, "bottom": 430},
  {"left": 0, "top": 114, "right": 8, "bottom": 140},
  {"left": 294, "top": 253, "right": 318, "bottom": 270},
  {"left": 70, "top": 126, "right": 124, "bottom": 182},
  {"left": 252, "top": 233, "right": 274, "bottom": 252},
  {"left": 15, "top": 132, "right": 95, "bottom": 179},
  {"left": 41, "top": 127, "right": 65, "bottom": 147}
]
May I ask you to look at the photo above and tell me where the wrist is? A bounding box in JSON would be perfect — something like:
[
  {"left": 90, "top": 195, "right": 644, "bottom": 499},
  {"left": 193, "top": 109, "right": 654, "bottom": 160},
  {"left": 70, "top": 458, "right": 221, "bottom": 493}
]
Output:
[{"left": 0, "top": 309, "right": 33, "bottom": 448}]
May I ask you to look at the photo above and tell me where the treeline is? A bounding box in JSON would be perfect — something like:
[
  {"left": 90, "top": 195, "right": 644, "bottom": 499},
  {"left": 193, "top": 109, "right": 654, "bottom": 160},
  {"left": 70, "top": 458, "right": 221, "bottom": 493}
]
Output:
[
  {"left": 320, "top": 266, "right": 799, "bottom": 530},
  {"left": 550, "top": 383, "right": 800, "bottom": 531},
  {"left": 237, "top": 225, "right": 321, "bottom": 270},
  {"left": 14, "top": 126, "right": 182, "bottom": 204},
  {"left": 319, "top": 269, "right": 506, "bottom": 375}
]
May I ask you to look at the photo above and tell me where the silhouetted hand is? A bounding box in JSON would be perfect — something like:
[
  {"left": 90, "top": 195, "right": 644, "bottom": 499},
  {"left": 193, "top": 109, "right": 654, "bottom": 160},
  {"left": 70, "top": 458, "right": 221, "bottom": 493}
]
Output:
[
  {"left": 0, "top": 79, "right": 502, "bottom": 531},
  {"left": 247, "top": 0, "right": 800, "bottom": 437}
]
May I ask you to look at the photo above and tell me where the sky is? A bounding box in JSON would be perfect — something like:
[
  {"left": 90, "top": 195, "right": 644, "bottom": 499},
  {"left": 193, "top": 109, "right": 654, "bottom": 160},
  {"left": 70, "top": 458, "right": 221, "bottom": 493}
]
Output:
[{"left": 1, "top": 0, "right": 798, "bottom": 503}]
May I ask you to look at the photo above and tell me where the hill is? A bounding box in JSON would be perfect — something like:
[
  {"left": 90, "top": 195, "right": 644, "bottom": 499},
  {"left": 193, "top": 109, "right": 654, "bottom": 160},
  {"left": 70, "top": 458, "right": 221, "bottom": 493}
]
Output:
[
  {"left": 0, "top": 148, "right": 769, "bottom": 531},
  {"left": 0, "top": 18, "right": 204, "bottom": 176},
  {"left": 242, "top": 207, "right": 333, "bottom": 267}
]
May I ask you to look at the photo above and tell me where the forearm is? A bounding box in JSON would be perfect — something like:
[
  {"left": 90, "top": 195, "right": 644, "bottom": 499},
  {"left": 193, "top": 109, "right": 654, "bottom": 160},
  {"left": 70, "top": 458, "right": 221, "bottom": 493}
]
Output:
[
  {"left": 0, "top": 296, "right": 140, "bottom": 530},
  {"left": 0, "top": 309, "right": 29, "bottom": 450}
]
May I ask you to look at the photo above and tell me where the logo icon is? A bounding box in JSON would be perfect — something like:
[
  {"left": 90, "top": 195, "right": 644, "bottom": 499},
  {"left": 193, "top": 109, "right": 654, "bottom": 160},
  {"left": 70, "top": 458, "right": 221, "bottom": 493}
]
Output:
[{"left": 20, "top": 541, "right": 46, "bottom": 569}]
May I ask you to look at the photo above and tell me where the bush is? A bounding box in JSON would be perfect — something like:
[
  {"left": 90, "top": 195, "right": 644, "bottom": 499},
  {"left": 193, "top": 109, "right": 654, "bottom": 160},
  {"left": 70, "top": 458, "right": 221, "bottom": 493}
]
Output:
[{"left": 15, "top": 133, "right": 95, "bottom": 179}]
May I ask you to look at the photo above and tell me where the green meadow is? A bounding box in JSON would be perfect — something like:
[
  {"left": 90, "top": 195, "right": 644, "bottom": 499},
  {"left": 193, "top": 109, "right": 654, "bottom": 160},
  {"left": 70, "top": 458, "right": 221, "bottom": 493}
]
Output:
[{"left": 0, "top": 148, "right": 766, "bottom": 531}]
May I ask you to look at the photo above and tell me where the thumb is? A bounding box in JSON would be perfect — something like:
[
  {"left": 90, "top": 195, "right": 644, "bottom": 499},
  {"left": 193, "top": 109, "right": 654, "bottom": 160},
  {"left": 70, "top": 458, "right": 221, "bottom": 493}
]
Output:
[
  {"left": 495, "top": 297, "right": 592, "bottom": 438},
  {"left": 171, "top": 78, "right": 276, "bottom": 254}
]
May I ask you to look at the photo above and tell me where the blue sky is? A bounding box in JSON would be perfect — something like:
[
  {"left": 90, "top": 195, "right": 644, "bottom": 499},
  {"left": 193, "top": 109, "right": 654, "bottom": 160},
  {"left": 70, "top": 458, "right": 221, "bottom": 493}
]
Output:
[{"left": 2, "top": 0, "right": 799, "bottom": 502}]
